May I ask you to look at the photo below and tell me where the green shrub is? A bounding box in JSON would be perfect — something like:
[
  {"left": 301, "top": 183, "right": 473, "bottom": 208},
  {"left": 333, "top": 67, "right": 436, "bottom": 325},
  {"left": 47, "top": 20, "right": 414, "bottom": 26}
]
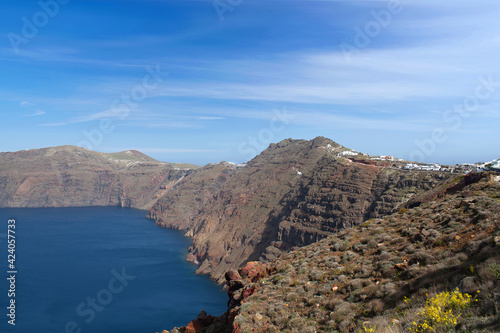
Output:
[
  {"left": 488, "top": 263, "right": 500, "bottom": 279},
  {"left": 466, "top": 265, "right": 475, "bottom": 276},
  {"left": 398, "top": 208, "right": 409, "bottom": 215}
]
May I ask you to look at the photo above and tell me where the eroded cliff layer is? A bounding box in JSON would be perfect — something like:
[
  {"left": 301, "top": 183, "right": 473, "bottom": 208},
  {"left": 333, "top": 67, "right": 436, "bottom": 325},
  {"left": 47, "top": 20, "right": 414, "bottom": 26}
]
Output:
[
  {"left": 174, "top": 172, "right": 500, "bottom": 333},
  {"left": 148, "top": 137, "right": 453, "bottom": 283},
  {"left": 0, "top": 146, "right": 196, "bottom": 209}
]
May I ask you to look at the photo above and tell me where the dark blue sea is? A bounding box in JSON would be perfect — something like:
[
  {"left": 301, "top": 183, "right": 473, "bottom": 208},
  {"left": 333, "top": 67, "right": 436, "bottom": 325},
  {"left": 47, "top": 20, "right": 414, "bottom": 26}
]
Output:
[{"left": 0, "top": 207, "right": 227, "bottom": 333}]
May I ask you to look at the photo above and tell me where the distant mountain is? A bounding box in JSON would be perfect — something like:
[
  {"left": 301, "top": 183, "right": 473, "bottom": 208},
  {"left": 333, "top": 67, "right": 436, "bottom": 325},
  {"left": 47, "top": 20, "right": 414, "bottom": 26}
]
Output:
[
  {"left": 104, "top": 149, "right": 161, "bottom": 163},
  {"left": 147, "top": 137, "right": 454, "bottom": 283},
  {"left": 0, "top": 145, "right": 198, "bottom": 209}
]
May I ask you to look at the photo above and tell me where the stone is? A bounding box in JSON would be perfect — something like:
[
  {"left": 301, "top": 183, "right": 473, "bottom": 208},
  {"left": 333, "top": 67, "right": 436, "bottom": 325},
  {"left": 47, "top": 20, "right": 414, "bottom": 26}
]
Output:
[
  {"left": 240, "top": 261, "right": 260, "bottom": 278},
  {"left": 459, "top": 277, "right": 479, "bottom": 295},
  {"left": 225, "top": 270, "right": 242, "bottom": 281}
]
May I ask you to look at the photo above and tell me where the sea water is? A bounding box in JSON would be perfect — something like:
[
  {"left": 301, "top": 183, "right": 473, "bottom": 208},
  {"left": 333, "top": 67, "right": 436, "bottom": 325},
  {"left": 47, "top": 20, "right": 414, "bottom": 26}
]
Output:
[{"left": 0, "top": 207, "right": 227, "bottom": 333}]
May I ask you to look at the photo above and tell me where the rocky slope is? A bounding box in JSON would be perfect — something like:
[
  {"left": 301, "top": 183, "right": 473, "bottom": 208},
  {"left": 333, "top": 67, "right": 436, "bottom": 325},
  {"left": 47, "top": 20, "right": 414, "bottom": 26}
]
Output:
[
  {"left": 165, "top": 171, "right": 500, "bottom": 333},
  {"left": 0, "top": 146, "right": 198, "bottom": 209},
  {"left": 148, "top": 137, "right": 453, "bottom": 283}
]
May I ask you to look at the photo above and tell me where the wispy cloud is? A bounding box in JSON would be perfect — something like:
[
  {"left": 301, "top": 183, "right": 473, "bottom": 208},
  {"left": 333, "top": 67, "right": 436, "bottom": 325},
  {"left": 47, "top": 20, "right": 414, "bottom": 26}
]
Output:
[
  {"left": 1, "top": 0, "right": 498, "bottom": 164},
  {"left": 24, "top": 110, "right": 46, "bottom": 117},
  {"left": 197, "top": 116, "right": 225, "bottom": 120},
  {"left": 37, "top": 107, "right": 227, "bottom": 129},
  {"left": 19, "top": 101, "right": 46, "bottom": 117},
  {"left": 38, "top": 122, "right": 67, "bottom": 127},
  {"left": 20, "top": 101, "right": 35, "bottom": 107},
  {"left": 106, "top": 148, "right": 227, "bottom": 154}
]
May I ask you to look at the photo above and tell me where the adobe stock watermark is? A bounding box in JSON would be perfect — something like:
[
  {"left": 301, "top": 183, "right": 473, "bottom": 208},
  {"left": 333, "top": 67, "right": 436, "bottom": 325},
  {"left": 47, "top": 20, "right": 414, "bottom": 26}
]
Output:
[
  {"left": 50, "top": 267, "right": 135, "bottom": 333},
  {"left": 237, "top": 107, "right": 295, "bottom": 160},
  {"left": 213, "top": 0, "right": 243, "bottom": 21},
  {"left": 7, "top": 0, "right": 71, "bottom": 54},
  {"left": 339, "top": 0, "right": 407, "bottom": 63},
  {"left": 78, "top": 65, "right": 167, "bottom": 151},
  {"left": 409, "top": 75, "right": 500, "bottom": 162}
]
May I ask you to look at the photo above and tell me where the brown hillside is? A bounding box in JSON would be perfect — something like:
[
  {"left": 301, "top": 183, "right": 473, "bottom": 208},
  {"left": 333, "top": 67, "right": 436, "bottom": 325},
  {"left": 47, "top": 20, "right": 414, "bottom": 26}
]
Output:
[{"left": 165, "top": 172, "right": 500, "bottom": 333}]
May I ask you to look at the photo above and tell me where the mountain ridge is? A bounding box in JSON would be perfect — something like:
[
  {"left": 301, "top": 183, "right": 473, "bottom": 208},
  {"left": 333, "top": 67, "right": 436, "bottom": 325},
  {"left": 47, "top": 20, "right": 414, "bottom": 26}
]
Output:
[
  {"left": 147, "top": 137, "right": 454, "bottom": 283},
  {"left": 0, "top": 139, "right": 467, "bottom": 284},
  {"left": 0, "top": 145, "right": 197, "bottom": 209},
  {"left": 3, "top": 138, "right": 497, "bottom": 332}
]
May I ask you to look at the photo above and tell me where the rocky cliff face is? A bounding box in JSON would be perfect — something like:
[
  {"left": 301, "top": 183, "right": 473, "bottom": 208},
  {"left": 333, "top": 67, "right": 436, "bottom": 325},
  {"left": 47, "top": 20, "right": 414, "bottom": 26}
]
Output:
[
  {"left": 0, "top": 140, "right": 456, "bottom": 286},
  {"left": 165, "top": 172, "right": 500, "bottom": 333},
  {"left": 148, "top": 137, "right": 453, "bottom": 283},
  {"left": 0, "top": 146, "right": 196, "bottom": 210}
]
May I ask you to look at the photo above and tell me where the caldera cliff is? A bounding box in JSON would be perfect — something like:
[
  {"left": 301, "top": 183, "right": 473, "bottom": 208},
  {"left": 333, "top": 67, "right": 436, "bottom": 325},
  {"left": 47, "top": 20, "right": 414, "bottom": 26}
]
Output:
[
  {"left": 0, "top": 145, "right": 197, "bottom": 210},
  {"left": 147, "top": 137, "right": 453, "bottom": 283}
]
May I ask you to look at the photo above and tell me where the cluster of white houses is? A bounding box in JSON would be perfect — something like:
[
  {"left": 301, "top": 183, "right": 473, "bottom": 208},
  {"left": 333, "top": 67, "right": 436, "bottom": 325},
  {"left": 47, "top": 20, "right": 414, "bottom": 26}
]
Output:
[
  {"left": 404, "top": 158, "right": 500, "bottom": 173},
  {"left": 338, "top": 150, "right": 361, "bottom": 157},
  {"left": 337, "top": 150, "right": 401, "bottom": 161},
  {"left": 404, "top": 163, "right": 443, "bottom": 171},
  {"left": 486, "top": 159, "right": 500, "bottom": 171},
  {"left": 335, "top": 148, "right": 499, "bottom": 174}
]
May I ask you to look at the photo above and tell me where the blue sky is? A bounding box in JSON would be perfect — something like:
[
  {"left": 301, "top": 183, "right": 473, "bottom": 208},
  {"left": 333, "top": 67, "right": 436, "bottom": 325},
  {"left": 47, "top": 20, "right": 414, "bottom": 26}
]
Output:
[{"left": 0, "top": 0, "right": 499, "bottom": 165}]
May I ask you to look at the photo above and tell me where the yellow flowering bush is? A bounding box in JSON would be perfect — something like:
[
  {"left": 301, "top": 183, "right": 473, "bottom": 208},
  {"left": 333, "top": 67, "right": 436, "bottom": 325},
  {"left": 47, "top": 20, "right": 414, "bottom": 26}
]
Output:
[
  {"left": 361, "top": 323, "right": 376, "bottom": 332},
  {"left": 410, "top": 288, "right": 476, "bottom": 332}
]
